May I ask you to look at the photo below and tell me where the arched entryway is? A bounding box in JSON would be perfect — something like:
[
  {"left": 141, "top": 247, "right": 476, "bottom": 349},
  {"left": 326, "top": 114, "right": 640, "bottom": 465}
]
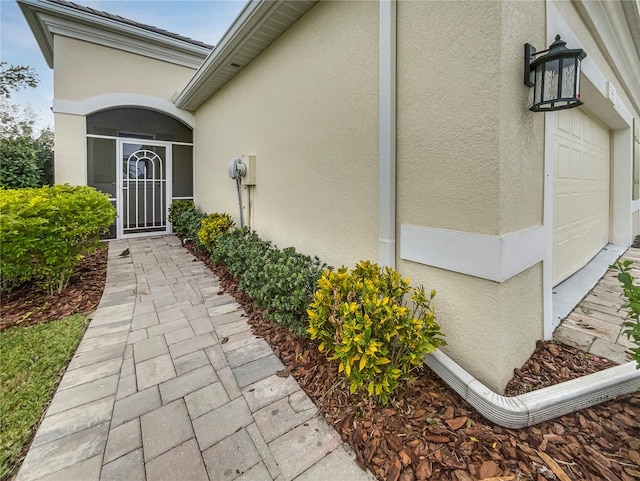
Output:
[{"left": 86, "top": 108, "right": 194, "bottom": 239}]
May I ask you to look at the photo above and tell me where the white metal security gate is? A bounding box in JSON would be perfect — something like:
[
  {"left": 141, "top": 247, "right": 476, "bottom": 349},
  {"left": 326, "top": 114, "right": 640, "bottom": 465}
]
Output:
[{"left": 117, "top": 139, "right": 172, "bottom": 238}]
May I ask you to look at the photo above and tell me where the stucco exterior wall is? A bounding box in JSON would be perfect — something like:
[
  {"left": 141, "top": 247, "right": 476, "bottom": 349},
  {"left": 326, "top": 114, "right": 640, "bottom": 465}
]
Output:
[
  {"left": 53, "top": 113, "right": 86, "bottom": 185},
  {"left": 52, "top": 35, "right": 197, "bottom": 185},
  {"left": 396, "top": 0, "right": 545, "bottom": 392},
  {"left": 53, "top": 36, "right": 195, "bottom": 102},
  {"left": 193, "top": 1, "right": 379, "bottom": 269}
]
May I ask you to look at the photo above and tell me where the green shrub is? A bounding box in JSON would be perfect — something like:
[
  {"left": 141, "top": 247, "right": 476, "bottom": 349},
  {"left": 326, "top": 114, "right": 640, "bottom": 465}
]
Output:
[
  {"left": 307, "top": 261, "right": 446, "bottom": 404},
  {"left": 0, "top": 136, "right": 41, "bottom": 188},
  {"left": 211, "top": 228, "right": 327, "bottom": 336},
  {"left": 611, "top": 260, "right": 640, "bottom": 368},
  {"left": 168, "top": 200, "right": 206, "bottom": 243},
  {"left": 0, "top": 185, "right": 116, "bottom": 294},
  {"left": 197, "top": 213, "right": 234, "bottom": 251}
]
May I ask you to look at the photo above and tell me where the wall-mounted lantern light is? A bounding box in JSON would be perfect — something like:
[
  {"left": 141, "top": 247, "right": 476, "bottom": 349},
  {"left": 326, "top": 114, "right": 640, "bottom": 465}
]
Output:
[{"left": 524, "top": 35, "right": 587, "bottom": 112}]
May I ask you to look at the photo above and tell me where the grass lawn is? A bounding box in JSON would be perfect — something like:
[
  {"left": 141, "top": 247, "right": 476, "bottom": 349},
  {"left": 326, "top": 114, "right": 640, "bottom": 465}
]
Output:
[{"left": 0, "top": 314, "right": 89, "bottom": 480}]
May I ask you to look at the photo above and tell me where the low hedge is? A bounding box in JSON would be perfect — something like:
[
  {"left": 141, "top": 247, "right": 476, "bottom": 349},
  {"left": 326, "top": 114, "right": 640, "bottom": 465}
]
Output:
[
  {"left": 210, "top": 228, "right": 328, "bottom": 336},
  {"left": 168, "top": 200, "right": 206, "bottom": 245},
  {"left": 0, "top": 185, "right": 116, "bottom": 294},
  {"left": 168, "top": 200, "right": 327, "bottom": 337}
]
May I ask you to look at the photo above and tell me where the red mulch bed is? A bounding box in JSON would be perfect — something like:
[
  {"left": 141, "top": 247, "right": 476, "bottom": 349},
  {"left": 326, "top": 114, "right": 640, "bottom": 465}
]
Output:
[
  {"left": 0, "top": 245, "right": 108, "bottom": 331},
  {"left": 5, "top": 239, "right": 637, "bottom": 480},
  {"left": 185, "top": 241, "right": 640, "bottom": 481}
]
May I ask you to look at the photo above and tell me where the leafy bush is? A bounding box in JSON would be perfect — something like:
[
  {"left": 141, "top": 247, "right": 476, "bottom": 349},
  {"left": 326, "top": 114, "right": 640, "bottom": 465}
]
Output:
[
  {"left": 197, "top": 213, "right": 234, "bottom": 251},
  {"left": 211, "top": 228, "right": 327, "bottom": 336},
  {"left": 0, "top": 131, "right": 53, "bottom": 189},
  {"left": 0, "top": 185, "right": 116, "bottom": 293},
  {"left": 0, "top": 136, "right": 41, "bottom": 188},
  {"left": 611, "top": 260, "right": 640, "bottom": 368},
  {"left": 168, "top": 200, "right": 206, "bottom": 243},
  {"left": 307, "top": 261, "right": 446, "bottom": 404}
]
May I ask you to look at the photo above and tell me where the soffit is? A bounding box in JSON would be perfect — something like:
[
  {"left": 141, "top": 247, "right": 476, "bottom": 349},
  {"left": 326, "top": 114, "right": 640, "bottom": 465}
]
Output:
[
  {"left": 573, "top": 0, "right": 640, "bottom": 115},
  {"left": 175, "top": 0, "right": 318, "bottom": 111},
  {"left": 17, "top": 0, "right": 212, "bottom": 70},
  {"left": 621, "top": 0, "right": 640, "bottom": 59}
]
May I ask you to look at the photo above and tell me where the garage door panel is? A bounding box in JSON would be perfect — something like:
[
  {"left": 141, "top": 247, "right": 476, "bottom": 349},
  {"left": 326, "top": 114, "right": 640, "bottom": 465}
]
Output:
[
  {"left": 553, "top": 108, "right": 610, "bottom": 285},
  {"left": 570, "top": 109, "right": 582, "bottom": 137},
  {"left": 571, "top": 149, "right": 582, "bottom": 179},
  {"left": 558, "top": 109, "right": 571, "bottom": 133}
]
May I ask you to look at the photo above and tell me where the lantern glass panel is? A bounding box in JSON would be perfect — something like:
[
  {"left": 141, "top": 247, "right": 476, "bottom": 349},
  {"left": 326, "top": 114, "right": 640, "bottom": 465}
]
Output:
[
  {"left": 543, "top": 59, "right": 559, "bottom": 102},
  {"left": 534, "top": 65, "right": 542, "bottom": 105},
  {"left": 560, "top": 58, "right": 576, "bottom": 99}
]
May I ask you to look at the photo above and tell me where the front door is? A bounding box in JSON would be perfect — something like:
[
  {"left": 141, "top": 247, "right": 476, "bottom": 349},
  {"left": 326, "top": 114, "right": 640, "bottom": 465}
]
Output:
[{"left": 117, "top": 139, "right": 172, "bottom": 238}]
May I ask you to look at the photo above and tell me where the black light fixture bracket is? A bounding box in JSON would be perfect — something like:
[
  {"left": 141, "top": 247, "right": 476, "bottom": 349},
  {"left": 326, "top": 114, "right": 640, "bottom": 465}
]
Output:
[{"left": 524, "top": 44, "right": 550, "bottom": 86}]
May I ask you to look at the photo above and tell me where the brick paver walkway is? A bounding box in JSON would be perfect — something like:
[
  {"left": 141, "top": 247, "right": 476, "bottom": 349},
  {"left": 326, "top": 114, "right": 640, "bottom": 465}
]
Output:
[
  {"left": 16, "top": 236, "right": 374, "bottom": 481},
  {"left": 554, "top": 246, "right": 640, "bottom": 364}
]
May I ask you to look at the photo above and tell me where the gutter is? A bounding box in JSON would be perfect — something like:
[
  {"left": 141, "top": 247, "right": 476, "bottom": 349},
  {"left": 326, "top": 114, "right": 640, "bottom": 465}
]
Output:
[{"left": 425, "top": 349, "right": 640, "bottom": 428}]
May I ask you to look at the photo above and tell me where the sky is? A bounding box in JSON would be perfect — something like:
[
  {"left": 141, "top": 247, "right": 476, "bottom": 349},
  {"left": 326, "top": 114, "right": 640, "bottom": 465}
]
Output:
[{"left": 0, "top": 0, "right": 246, "bottom": 132}]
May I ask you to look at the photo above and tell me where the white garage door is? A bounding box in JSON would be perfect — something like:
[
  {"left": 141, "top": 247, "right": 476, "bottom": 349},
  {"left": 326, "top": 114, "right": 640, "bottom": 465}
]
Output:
[{"left": 553, "top": 108, "right": 610, "bottom": 285}]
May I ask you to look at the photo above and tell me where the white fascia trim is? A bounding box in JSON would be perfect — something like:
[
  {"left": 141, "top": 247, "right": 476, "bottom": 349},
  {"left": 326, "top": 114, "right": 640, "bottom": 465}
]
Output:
[
  {"left": 400, "top": 225, "right": 545, "bottom": 283},
  {"left": 18, "top": 0, "right": 210, "bottom": 69},
  {"left": 379, "top": 0, "right": 396, "bottom": 269},
  {"left": 53, "top": 94, "right": 195, "bottom": 128},
  {"left": 175, "top": 0, "right": 279, "bottom": 109},
  {"left": 547, "top": 2, "right": 634, "bottom": 128},
  {"left": 571, "top": 0, "right": 640, "bottom": 115}
]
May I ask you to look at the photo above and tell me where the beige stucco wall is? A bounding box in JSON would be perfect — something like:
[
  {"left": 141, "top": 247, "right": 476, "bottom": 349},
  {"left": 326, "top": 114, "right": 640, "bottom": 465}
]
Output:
[
  {"left": 53, "top": 36, "right": 195, "bottom": 102},
  {"left": 395, "top": 0, "right": 545, "bottom": 392},
  {"left": 53, "top": 113, "right": 86, "bottom": 185},
  {"left": 634, "top": 209, "right": 640, "bottom": 236},
  {"left": 193, "top": 1, "right": 379, "bottom": 269},
  {"left": 52, "top": 35, "right": 197, "bottom": 185}
]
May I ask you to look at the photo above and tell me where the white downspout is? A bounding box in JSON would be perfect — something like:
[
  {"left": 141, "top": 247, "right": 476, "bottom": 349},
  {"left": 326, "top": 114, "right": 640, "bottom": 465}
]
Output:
[{"left": 379, "top": 0, "right": 396, "bottom": 268}]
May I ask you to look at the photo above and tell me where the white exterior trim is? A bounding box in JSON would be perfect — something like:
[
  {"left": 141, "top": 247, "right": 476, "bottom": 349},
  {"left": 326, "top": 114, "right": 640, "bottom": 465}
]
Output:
[
  {"left": 53, "top": 94, "right": 195, "bottom": 128},
  {"left": 175, "top": 1, "right": 317, "bottom": 110},
  {"left": 544, "top": 0, "right": 635, "bottom": 338},
  {"left": 400, "top": 225, "right": 545, "bottom": 283},
  {"left": 18, "top": 0, "right": 210, "bottom": 69},
  {"left": 543, "top": 110, "right": 555, "bottom": 338},
  {"left": 379, "top": 0, "right": 396, "bottom": 269}
]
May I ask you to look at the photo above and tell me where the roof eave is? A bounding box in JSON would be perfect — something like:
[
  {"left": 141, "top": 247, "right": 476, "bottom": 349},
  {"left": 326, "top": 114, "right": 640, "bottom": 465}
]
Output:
[
  {"left": 175, "top": 0, "right": 317, "bottom": 111},
  {"left": 17, "top": 0, "right": 212, "bottom": 70}
]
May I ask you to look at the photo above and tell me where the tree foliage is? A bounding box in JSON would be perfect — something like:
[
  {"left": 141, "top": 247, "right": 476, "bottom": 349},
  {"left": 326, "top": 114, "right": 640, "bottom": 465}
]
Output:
[
  {"left": 0, "top": 62, "right": 53, "bottom": 188},
  {"left": 0, "top": 62, "right": 38, "bottom": 98}
]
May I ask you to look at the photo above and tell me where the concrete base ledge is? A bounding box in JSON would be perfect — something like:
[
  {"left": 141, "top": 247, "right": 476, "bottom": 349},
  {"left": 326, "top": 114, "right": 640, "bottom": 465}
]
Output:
[{"left": 424, "top": 349, "right": 640, "bottom": 429}]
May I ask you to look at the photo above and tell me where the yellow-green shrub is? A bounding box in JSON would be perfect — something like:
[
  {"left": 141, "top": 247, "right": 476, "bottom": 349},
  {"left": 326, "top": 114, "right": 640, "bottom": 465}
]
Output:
[
  {"left": 307, "top": 261, "right": 445, "bottom": 404},
  {"left": 0, "top": 185, "right": 116, "bottom": 294},
  {"left": 197, "top": 213, "right": 233, "bottom": 251}
]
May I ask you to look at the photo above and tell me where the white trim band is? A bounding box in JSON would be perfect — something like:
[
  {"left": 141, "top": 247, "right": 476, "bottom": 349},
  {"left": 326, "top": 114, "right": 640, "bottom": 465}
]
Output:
[
  {"left": 53, "top": 94, "right": 195, "bottom": 128},
  {"left": 401, "top": 224, "right": 545, "bottom": 282}
]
